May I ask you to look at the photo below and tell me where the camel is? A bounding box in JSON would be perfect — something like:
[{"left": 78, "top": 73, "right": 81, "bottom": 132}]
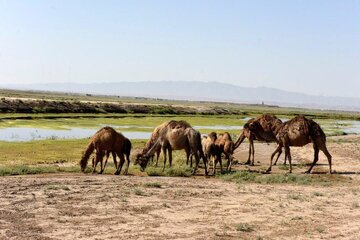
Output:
[
  {"left": 202, "top": 132, "right": 222, "bottom": 175},
  {"left": 215, "top": 132, "right": 235, "bottom": 172},
  {"left": 135, "top": 120, "right": 208, "bottom": 176},
  {"left": 233, "top": 114, "right": 283, "bottom": 165},
  {"left": 136, "top": 121, "right": 170, "bottom": 167},
  {"left": 80, "top": 127, "right": 132, "bottom": 175},
  {"left": 267, "top": 115, "right": 332, "bottom": 174}
]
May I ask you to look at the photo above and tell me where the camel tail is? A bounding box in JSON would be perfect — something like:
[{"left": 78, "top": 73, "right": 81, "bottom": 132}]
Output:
[
  {"left": 80, "top": 142, "right": 95, "bottom": 172},
  {"left": 196, "top": 132, "right": 206, "bottom": 159},
  {"left": 308, "top": 119, "right": 327, "bottom": 142},
  {"left": 233, "top": 131, "right": 246, "bottom": 150},
  {"left": 124, "top": 138, "right": 132, "bottom": 156}
]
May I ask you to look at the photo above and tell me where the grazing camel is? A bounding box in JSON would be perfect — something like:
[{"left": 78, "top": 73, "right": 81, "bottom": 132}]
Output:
[
  {"left": 202, "top": 132, "right": 222, "bottom": 175},
  {"left": 136, "top": 121, "right": 172, "bottom": 167},
  {"left": 267, "top": 115, "right": 332, "bottom": 174},
  {"left": 233, "top": 114, "right": 283, "bottom": 165},
  {"left": 80, "top": 127, "right": 132, "bottom": 175},
  {"left": 135, "top": 120, "right": 208, "bottom": 176},
  {"left": 215, "top": 132, "right": 235, "bottom": 172}
]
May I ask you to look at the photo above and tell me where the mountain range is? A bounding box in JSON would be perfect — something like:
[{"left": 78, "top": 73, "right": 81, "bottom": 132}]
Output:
[{"left": 2, "top": 81, "right": 360, "bottom": 111}]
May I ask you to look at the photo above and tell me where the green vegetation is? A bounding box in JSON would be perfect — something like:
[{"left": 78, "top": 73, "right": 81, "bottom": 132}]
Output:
[
  {"left": 0, "top": 138, "right": 145, "bottom": 176},
  {"left": 235, "top": 223, "right": 254, "bottom": 232},
  {"left": 217, "top": 170, "right": 349, "bottom": 185},
  {"left": 144, "top": 182, "right": 162, "bottom": 188},
  {"left": 0, "top": 88, "right": 359, "bottom": 178},
  {"left": 133, "top": 188, "right": 147, "bottom": 196}
]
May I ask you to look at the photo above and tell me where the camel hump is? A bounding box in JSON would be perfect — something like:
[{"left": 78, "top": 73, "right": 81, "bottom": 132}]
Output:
[{"left": 167, "top": 120, "right": 191, "bottom": 129}]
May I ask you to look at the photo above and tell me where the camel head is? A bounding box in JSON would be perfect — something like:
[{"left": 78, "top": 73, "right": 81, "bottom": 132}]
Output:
[
  {"left": 208, "top": 132, "right": 217, "bottom": 141},
  {"left": 134, "top": 153, "right": 150, "bottom": 171}
]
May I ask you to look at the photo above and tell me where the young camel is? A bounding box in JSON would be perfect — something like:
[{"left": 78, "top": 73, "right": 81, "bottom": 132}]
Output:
[
  {"left": 233, "top": 114, "right": 283, "bottom": 165},
  {"left": 80, "top": 127, "right": 132, "bottom": 175},
  {"left": 215, "top": 132, "right": 235, "bottom": 172},
  {"left": 135, "top": 120, "right": 208, "bottom": 176},
  {"left": 267, "top": 115, "right": 332, "bottom": 174},
  {"left": 202, "top": 132, "right": 222, "bottom": 175}
]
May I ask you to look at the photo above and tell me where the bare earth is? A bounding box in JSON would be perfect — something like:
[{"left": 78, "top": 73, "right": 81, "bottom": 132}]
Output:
[{"left": 1, "top": 135, "right": 360, "bottom": 239}]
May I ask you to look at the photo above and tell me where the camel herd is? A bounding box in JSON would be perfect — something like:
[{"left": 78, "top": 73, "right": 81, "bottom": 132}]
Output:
[{"left": 80, "top": 114, "right": 332, "bottom": 176}]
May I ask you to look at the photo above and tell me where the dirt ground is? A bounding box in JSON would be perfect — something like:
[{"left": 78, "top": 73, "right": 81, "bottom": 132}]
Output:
[{"left": 1, "top": 135, "right": 360, "bottom": 239}]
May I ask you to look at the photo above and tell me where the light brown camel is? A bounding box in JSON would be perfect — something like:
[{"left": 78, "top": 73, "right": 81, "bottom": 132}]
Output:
[
  {"left": 233, "top": 114, "right": 283, "bottom": 165},
  {"left": 80, "top": 127, "right": 132, "bottom": 175},
  {"left": 136, "top": 121, "right": 170, "bottom": 167},
  {"left": 135, "top": 120, "right": 208, "bottom": 176},
  {"left": 202, "top": 132, "right": 222, "bottom": 175},
  {"left": 266, "top": 115, "right": 332, "bottom": 174},
  {"left": 215, "top": 132, "right": 235, "bottom": 172}
]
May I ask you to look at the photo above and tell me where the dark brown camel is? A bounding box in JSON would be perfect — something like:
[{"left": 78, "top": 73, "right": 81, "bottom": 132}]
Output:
[
  {"left": 267, "top": 115, "right": 332, "bottom": 174},
  {"left": 233, "top": 114, "right": 283, "bottom": 165},
  {"left": 135, "top": 120, "right": 208, "bottom": 176},
  {"left": 80, "top": 127, "right": 132, "bottom": 175}
]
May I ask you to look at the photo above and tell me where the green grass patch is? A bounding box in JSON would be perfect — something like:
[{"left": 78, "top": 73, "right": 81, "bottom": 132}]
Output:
[
  {"left": 133, "top": 188, "right": 147, "bottom": 196},
  {"left": 144, "top": 182, "right": 162, "bottom": 188},
  {"left": 235, "top": 223, "right": 254, "bottom": 232},
  {"left": 0, "top": 165, "right": 79, "bottom": 176},
  {"left": 145, "top": 165, "right": 193, "bottom": 177},
  {"left": 217, "top": 170, "right": 349, "bottom": 186}
]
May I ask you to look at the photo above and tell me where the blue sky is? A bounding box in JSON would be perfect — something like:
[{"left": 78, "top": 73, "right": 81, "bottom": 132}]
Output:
[{"left": 0, "top": 0, "right": 359, "bottom": 97}]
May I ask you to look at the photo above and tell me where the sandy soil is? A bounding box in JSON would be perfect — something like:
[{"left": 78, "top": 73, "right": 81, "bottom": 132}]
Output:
[{"left": 1, "top": 135, "right": 360, "bottom": 240}]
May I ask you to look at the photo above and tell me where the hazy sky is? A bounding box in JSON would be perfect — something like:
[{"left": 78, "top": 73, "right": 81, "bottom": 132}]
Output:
[{"left": 0, "top": 0, "right": 359, "bottom": 97}]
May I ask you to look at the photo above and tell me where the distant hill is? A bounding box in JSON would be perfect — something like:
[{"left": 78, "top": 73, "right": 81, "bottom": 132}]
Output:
[{"left": 2, "top": 81, "right": 360, "bottom": 111}]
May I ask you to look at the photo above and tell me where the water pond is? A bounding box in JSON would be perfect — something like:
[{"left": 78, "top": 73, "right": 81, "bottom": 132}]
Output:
[{"left": 0, "top": 118, "right": 359, "bottom": 142}]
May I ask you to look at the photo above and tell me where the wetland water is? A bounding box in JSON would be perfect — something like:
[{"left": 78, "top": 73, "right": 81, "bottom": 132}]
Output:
[
  {"left": 0, "top": 125, "right": 243, "bottom": 142},
  {"left": 0, "top": 118, "right": 359, "bottom": 142}
]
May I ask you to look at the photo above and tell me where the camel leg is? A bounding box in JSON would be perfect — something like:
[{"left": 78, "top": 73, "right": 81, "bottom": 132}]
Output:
[
  {"left": 102, "top": 151, "right": 111, "bottom": 174},
  {"left": 251, "top": 140, "right": 255, "bottom": 166},
  {"left": 124, "top": 153, "right": 130, "bottom": 175},
  {"left": 322, "top": 146, "right": 332, "bottom": 174},
  {"left": 203, "top": 153, "right": 208, "bottom": 176},
  {"left": 206, "top": 155, "right": 211, "bottom": 173},
  {"left": 111, "top": 151, "right": 117, "bottom": 169},
  {"left": 168, "top": 147, "right": 173, "bottom": 168},
  {"left": 92, "top": 156, "right": 98, "bottom": 173},
  {"left": 285, "top": 146, "right": 292, "bottom": 173},
  {"left": 283, "top": 151, "right": 287, "bottom": 165},
  {"left": 273, "top": 148, "right": 283, "bottom": 165},
  {"left": 267, "top": 144, "right": 282, "bottom": 173},
  {"left": 245, "top": 138, "right": 253, "bottom": 165},
  {"left": 94, "top": 151, "right": 104, "bottom": 173},
  {"left": 115, "top": 153, "right": 125, "bottom": 175},
  {"left": 192, "top": 152, "right": 200, "bottom": 176},
  {"left": 226, "top": 154, "right": 232, "bottom": 172},
  {"left": 318, "top": 141, "right": 332, "bottom": 174},
  {"left": 155, "top": 148, "right": 161, "bottom": 167},
  {"left": 219, "top": 155, "right": 224, "bottom": 174},
  {"left": 305, "top": 144, "right": 320, "bottom": 174},
  {"left": 185, "top": 148, "right": 191, "bottom": 166},
  {"left": 212, "top": 155, "right": 217, "bottom": 175},
  {"left": 162, "top": 146, "right": 167, "bottom": 172}
]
